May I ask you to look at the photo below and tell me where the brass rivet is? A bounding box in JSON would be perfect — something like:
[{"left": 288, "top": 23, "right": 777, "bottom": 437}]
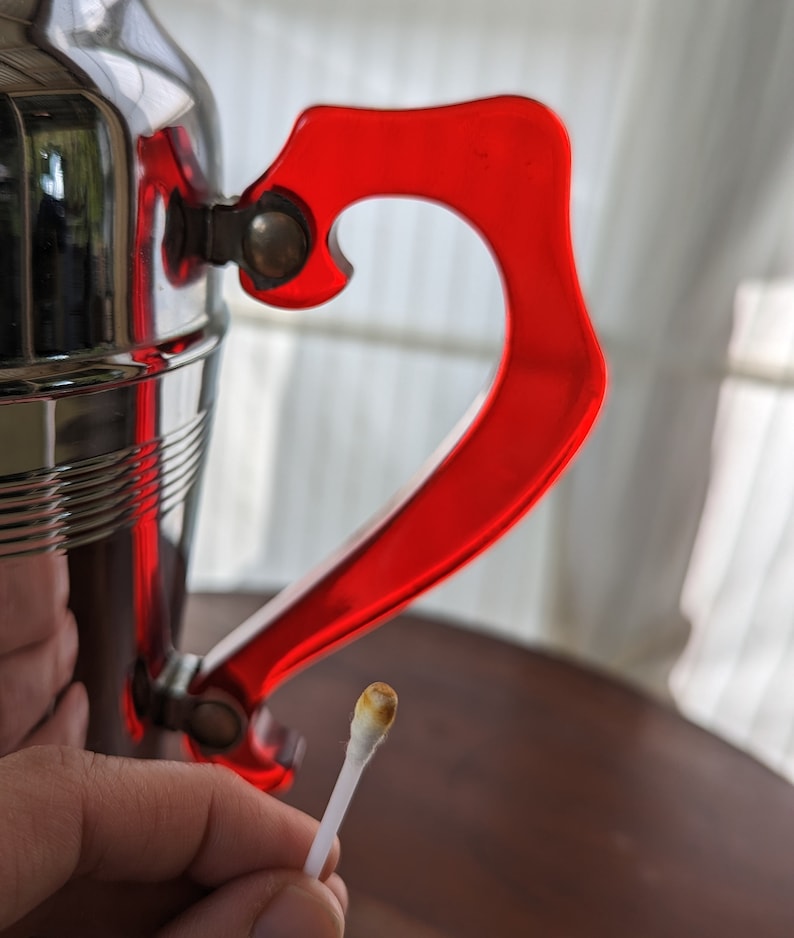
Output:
[{"left": 243, "top": 211, "right": 307, "bottom": 281}]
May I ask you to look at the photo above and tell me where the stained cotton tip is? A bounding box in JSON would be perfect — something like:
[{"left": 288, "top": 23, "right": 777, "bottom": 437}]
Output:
[
  {"left": 347, "top": 681, "right": 398, "bottom": 764},
  {"left": 355, "top": 681, "right": 398, "bottom": 731},
  {"left": 303, "top": 681, "right": 398, "bottom": 877}
]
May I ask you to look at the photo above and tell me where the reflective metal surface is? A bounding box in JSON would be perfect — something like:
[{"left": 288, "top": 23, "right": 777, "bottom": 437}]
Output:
[{"left": 0, "top": 0, "right": 226, "bottom": 757}]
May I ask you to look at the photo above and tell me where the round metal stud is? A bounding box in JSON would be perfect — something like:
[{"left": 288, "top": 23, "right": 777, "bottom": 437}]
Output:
[
  {"left": 242, "top": 210, "right": 308, "bottom": 282},
  {"left": 187, "top": 699, "right": 244, "bottom": 752}
]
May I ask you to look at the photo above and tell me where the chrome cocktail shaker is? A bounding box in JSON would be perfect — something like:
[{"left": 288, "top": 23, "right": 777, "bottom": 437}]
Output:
[{"left": 0, "top": 0, "right": 606, "bottom": 790}]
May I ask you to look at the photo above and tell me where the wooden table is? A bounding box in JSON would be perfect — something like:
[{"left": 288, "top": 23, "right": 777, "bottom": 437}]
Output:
[{"left": 186, "top": 593, "right": 794, "bottom": 937}]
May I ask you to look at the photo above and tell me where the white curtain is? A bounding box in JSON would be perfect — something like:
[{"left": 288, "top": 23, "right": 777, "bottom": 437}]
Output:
[{"left": 154, "top": 0, "right": 794, "bottom": 780}]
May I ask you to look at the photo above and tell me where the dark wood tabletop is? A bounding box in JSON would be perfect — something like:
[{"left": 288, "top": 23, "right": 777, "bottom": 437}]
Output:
[{"left": 185, "top": 593, "right": 794, "bottom": 938}]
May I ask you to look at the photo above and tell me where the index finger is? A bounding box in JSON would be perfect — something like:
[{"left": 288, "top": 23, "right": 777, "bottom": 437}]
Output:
[{"left": 0, "top": 746, "right": 339, "bottom": 928}]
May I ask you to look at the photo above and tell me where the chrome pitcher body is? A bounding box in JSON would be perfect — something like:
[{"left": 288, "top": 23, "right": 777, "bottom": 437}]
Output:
[{"left": 0, "top": 0, "right": 225, "bottom": 757}]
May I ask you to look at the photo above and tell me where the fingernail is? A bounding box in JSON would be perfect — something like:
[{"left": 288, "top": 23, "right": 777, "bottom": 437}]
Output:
[
  {"left": 60, "top": 614, "right": 80, "bottom": 673},
  {"left": 69, "top": 683, "right": 90, "bottom": 747},
  {"left": 251, "top": 884, "right": 343, "bottom": 938}
]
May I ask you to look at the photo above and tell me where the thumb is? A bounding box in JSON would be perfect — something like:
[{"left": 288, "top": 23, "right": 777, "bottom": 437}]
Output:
[{"left": 159, "top": 870, "right": 346, "bottom": 938}]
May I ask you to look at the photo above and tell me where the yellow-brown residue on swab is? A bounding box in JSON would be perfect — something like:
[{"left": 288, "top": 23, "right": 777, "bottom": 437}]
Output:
[
  {"left": 354, "top": 681, "right": 398, "bottom": 732},
  {"left": 348, "top": 681, "right": 398, "bottom": 764}
]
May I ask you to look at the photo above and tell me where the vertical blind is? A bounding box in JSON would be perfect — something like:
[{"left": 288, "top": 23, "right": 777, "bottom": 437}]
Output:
[{"left": 156, "top": 0, "right": 794, "bottom": 781}]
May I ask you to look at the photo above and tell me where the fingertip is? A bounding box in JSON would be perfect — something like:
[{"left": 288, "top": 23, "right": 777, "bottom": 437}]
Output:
[
  {"left": 323, "top": 871, "right": 349, "bottom": 915},
  {"left": 158, "top": 871, "right": 345, "bottom": 938},
  {"left": 24, "top": 682, "right": 89, "bottom": 749},
  {"left": 251, "top": 878, "right": 344, "bottom": 938}
]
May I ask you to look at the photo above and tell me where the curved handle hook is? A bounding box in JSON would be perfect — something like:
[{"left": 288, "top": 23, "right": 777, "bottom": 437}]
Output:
[{"left": 190, "top": 96, "right": 606, "bottom": 788}]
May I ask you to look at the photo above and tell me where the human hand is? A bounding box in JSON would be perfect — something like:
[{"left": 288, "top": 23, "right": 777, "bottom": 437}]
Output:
[
  {"left": 0, "top": 553, "right": 87, "bottom": 755},
  {"left": 0, "top": 746, "right": 347, "bottom": 937}
]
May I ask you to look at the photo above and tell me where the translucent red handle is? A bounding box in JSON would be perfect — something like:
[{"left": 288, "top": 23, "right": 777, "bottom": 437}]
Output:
[{"left": 190, "top": 96, "right": 606, "bottom": 788}]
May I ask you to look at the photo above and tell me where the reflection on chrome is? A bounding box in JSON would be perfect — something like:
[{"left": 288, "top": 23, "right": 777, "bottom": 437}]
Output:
[{"left": 0, "top": 0, "right": 226, "bottom": 759}]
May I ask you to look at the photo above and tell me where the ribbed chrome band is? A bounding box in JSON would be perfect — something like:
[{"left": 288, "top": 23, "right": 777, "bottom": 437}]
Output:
[{"left": 0, "top": 408, "right": 211, "bottom": 557}]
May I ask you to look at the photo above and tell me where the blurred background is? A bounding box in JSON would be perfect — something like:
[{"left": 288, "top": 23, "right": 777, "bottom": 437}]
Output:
[{"left": 154, "top": 0, "right": 794, "bottom": 781}]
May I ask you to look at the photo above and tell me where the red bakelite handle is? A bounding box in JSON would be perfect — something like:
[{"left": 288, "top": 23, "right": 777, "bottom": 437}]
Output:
[{"left": 190, "top": 96, "right": 606, "bottom": 788}]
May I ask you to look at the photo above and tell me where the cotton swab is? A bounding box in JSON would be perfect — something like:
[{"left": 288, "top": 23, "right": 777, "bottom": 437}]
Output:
[{"left": 303, "top": 681, "right": 398, "bottom": 878}]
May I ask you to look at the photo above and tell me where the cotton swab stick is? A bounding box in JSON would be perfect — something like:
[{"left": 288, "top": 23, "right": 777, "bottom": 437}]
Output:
[{"left": 303, "top": 681, "right": 398, "bottom": 878}]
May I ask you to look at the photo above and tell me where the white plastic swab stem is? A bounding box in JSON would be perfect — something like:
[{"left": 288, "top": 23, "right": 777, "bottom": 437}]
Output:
[
  {"left": 303, "top": 682, "right": 398, "bottom": 878},
  {"left": 302, "top": 755, "right": 364, "bottom": 879}
]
